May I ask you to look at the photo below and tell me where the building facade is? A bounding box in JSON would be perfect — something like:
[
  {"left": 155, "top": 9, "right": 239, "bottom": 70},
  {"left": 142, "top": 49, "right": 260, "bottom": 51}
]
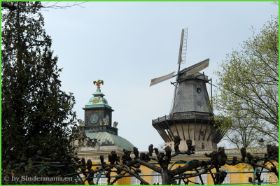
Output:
[
  {"left": 75, "top": 81, "right": 277, "bottom": 185},
  {"left": 74, "top": 80, "right": 134, "bottom": 161}
]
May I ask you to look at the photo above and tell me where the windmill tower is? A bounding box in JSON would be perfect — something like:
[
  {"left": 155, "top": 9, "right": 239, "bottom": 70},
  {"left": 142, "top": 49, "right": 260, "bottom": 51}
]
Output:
[{"left": 150, "top": 29, "right": 226, "bottom": 151}]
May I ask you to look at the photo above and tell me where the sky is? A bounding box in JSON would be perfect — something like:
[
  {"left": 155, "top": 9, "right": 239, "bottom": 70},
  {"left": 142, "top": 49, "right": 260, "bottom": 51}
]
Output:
[{"left": 42, "top": 2, "right": 278, "bottom": 150}]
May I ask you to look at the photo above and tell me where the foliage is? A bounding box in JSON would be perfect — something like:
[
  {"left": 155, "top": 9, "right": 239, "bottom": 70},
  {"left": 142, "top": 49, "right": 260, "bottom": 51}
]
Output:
[
  {"left": 2, "top": 2, "right": 78, "bottom": 183},
  {"left": 214, "top": 115, "right": 232, "bottom": 131},
  {"left": 79, "top": 141, "right": 278, "bottom": 185},
  {"left": 215, "top": 18, "right": 278, "bottom": 147}
]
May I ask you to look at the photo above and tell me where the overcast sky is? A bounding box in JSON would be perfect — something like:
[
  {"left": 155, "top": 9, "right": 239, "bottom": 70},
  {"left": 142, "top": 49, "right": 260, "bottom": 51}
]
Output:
[{"left": 42, "top": 2, "right": 278, "bottom": 150}]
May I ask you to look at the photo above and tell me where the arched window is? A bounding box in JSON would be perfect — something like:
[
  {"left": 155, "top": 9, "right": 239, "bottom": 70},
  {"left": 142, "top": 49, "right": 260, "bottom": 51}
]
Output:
[
  {"left": 260, "top": 169, "right": 270, "bottom": 184},
  {"left": 223, "top": 172, "right": 231, "bottom": 184},
  {"left": 131, "top": 174, "right": 142, "bottom": 185},
  {"left": 152, "top": 172, "right": 162, "bottom": 184},
  {"left": 195, "top": 173, "right": 207, "bottom": 184},
  {"left": 94, "top": 176, "right": 107, "bottom": 185}
]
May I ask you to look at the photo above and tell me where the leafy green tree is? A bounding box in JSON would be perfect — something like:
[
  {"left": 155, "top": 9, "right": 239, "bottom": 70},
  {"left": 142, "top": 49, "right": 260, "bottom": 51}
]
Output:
[
  {"left": 221, "top": 109, "right": 260, "bottom": 149},
  {"left": 216, "top": 18, "right": 278, "bottom": 147},
  {"left": 2, "top": 2, "right": 79, "bottom": 183}
]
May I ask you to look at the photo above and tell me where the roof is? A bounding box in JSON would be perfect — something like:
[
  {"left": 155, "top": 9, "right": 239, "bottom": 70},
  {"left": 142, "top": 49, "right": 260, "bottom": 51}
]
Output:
[
  {"left": 85, "top": 131, "right": 134, "bottom": 151},
  {"left": 85, "top": 87, "right": 112, "bottom": 109}
]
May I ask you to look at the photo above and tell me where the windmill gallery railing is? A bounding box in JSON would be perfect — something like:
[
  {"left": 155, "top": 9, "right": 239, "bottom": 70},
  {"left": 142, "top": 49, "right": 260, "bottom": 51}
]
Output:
[
  {"left": 78, "top": 139, "right": 278, "bottom": 185},
  {"left": 152, "top": 111, "right": 213, "bottom": 124}
]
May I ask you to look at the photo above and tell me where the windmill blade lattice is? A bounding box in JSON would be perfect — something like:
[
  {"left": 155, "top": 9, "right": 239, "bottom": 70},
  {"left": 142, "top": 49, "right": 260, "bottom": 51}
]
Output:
[{"left": 180, "top": 28, "right": 188, "bottom": 64}]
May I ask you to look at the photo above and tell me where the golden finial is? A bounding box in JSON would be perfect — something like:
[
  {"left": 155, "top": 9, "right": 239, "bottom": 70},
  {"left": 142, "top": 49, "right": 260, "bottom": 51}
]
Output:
[{"left": 93, "top": 80, "right": 104, "bottom": 88}]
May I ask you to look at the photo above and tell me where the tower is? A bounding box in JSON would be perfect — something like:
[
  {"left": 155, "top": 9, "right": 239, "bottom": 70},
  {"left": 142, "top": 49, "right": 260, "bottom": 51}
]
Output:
[
  {"left": 150, "top": 29, "right": 227, "bottom": 151},
  {"left": 84, "top": 80, "right": 116, "bottom": 135},
  {"left": 79, "top": 80, "right": 134, "bottom": 152}
]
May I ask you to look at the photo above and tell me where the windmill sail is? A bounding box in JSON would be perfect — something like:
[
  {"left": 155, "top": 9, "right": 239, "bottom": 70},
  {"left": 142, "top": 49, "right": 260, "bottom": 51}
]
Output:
[
  {"left": 150, "top": 28, "right": 188, "bottom": 87},
  {"left": 150, "top": 72, "right": 176, "bottom": 86},
  {"left": 180, "top": 28, "right": 188, "bottom": 64},
  {"left": 179, "top": 58, "right": 209, "bottom": 77},
  {"left": 173, "top": 28, "right": 188, "bottom": 110}
]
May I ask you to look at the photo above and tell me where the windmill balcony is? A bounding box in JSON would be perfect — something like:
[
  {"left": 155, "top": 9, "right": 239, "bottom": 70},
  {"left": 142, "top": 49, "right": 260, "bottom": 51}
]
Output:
[{"left": 152, "top": 111, "right": 227, "bottom": 151}]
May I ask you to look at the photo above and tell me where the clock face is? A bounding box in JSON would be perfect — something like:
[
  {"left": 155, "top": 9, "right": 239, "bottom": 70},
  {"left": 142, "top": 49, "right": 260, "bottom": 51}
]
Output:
[{"left": 90, "top": 113, "right": 99, "bottom": 124}]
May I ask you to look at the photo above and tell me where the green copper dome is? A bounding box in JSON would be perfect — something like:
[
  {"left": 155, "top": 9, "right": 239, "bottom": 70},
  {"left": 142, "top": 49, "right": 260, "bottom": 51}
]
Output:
[
  {"left": 83, "top": 80, "right": 134, "bottom": 151},
  {"left": 85, "top": 83, "right": 112, "bottom": 109},
  {"left": 85, "top": 131, "right": 134, "bottom": 151}
]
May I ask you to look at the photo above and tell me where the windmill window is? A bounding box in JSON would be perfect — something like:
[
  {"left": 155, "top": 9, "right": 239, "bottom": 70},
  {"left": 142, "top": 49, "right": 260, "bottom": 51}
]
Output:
[{"left": 197, "top": 87, "right": 201, "bottom": 93}]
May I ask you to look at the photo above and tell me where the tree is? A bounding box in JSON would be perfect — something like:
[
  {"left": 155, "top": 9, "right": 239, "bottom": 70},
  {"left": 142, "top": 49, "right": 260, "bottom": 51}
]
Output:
[
  {"left": 79, "top": 142, "right": 278, "bottom": 185},
  {"left": 2, "top": 2, "right": 78, "bottom": 183},
  {"left": 215, "top": 18, "right": 278, "bottom": 147},
  {"left": 223, "top": 109, "right": 260, "bottom": 149}
]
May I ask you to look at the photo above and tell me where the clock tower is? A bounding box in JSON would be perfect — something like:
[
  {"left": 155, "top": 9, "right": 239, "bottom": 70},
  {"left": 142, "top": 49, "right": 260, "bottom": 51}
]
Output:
[
  {"left": 74, "top": 80, "right": 134, "bottom": 156},
  {"left": 83, "top": 80, "right": 117, "bottom": 135}
]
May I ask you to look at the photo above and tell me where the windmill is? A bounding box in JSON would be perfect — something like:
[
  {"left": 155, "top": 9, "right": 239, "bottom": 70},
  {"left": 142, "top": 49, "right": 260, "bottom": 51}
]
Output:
[{"left": 150, "top": 29, "right": 226, "bottom": 151}]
